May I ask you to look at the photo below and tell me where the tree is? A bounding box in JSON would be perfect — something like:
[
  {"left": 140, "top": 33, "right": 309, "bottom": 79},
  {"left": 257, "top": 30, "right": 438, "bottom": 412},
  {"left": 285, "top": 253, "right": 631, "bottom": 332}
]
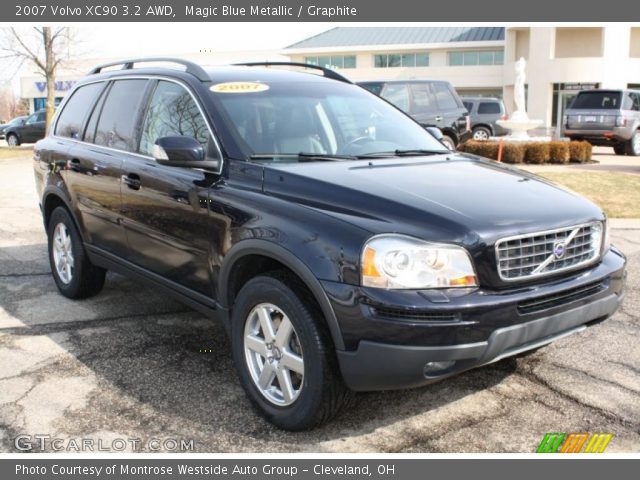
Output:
[{"left": 0, "top": 27, "right": 73, "bottom": 131}]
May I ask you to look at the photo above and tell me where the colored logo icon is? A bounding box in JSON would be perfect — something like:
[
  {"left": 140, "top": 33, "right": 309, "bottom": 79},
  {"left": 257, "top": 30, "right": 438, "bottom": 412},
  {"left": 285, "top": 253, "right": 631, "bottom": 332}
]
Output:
[{"left": 536, "top": 433, "right": 613, "bottom": 453}]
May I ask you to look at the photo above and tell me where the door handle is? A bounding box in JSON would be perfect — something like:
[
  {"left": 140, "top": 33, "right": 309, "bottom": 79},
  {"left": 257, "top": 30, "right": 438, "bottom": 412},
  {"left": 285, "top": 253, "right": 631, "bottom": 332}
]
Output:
[
  {"left": 434, "top": 116, "right": 443, "bottom": 122},
  {"left": 122, "top": 173, "right": 141, "bottom": 190}
]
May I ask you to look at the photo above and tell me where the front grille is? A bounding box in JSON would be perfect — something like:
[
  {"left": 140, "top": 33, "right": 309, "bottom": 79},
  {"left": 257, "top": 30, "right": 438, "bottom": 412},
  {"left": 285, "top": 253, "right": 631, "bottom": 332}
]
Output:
[
  {"left": 495, "top": 222, "right": 602, "bottom": 282},
  {"left": 371, "top": 307, "right": 458, "bottom": 322},
  {"left": 517, "top": 281, "right": 606, "bottom": 314}
]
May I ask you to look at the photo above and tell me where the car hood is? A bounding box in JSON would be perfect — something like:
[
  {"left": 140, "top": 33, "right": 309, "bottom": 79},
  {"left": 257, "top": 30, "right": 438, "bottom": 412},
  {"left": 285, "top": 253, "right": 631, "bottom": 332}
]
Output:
[{"left": 262, "top": 154, "right": 604, "bottom": 247}]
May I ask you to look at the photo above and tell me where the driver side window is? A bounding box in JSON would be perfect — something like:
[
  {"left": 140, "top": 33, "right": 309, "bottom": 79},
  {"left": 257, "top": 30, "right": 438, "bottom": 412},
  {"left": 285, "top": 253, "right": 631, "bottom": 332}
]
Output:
[{"left": 139, "top": 80, "right": 216, "bottom": 158}]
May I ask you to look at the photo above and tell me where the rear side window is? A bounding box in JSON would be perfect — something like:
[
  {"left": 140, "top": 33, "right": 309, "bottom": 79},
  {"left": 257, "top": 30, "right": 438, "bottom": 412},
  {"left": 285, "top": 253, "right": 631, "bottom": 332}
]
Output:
[
  {"left": 55, "top": 83, "right": 104, "bottom": 139},
  {"left": 94, "top": 79, "right": 148, "bottom": 151},
  {"left": 139, "top": 80, "right": 212, "bottom": 156},
  {"left": 382, "top": 84, "right": 410, "bottom": 113},
  {"left": 477, "top": 102, "right": 501, "bottom": 114},
  {"left": 571, "top": 91, "right": 621, "bottom": 109},
  {"left": 432, "top": 83, "right": 460, "bottom": 110},
  {"left": 411, "top": 84, "right": 437, "bottom": 113}
]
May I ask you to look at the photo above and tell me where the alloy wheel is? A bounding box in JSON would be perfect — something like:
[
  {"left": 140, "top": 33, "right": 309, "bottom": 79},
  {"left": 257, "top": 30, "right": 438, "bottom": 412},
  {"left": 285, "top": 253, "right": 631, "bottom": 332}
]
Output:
[
  {"left": 473, "top": 129, "right": 490, "bottom": 140},
  {"left": 52, "top": 222, "right": 74, "bottom": 284},
  {"left": 243, "top": 302, "right": 305, "bottom": 406}
]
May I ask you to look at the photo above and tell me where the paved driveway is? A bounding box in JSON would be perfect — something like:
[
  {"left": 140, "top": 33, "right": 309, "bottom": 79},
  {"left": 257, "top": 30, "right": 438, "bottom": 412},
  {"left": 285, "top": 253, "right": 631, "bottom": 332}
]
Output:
[{"left": 1, "top": 153, "right": 639, "bottom": 453}]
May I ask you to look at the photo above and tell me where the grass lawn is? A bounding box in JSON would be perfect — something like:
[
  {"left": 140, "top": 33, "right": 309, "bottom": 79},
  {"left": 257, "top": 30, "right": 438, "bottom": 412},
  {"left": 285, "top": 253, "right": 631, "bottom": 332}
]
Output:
[
  {"left": 0, "top": 146, "right": 33, "bottom": 159},
  {"left": 540, "top": 171, "right": 640, "bottom": 218}
]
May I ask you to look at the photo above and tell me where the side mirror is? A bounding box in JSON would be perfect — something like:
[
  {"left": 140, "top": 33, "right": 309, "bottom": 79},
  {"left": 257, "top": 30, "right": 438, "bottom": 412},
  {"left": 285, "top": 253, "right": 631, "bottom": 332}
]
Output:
[
  {"left": 425, "top": 126, "right": 444, "bottom": 142},
  {"left": 153, "top": 136, "right": 220, "bottom": 171}
]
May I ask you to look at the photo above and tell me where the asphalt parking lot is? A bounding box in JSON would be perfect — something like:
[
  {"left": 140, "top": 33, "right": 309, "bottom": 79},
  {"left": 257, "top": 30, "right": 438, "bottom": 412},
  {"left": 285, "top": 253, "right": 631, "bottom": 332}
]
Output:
[{"left": 0, "top": 151, "right": 639, "bottom": 453}]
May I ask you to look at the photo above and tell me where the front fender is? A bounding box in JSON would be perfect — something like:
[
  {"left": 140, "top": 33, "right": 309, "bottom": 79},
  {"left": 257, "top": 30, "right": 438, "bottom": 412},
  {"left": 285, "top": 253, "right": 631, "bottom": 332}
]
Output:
[{"left": 218, "top": 239, "right": 346, "bottom": 350}]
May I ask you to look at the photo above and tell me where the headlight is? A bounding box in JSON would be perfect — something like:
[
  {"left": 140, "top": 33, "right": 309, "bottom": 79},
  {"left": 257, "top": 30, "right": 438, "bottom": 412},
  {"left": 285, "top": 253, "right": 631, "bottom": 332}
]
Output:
[{"left": 361, "top": 235, "right": 478, "bottom": 289}]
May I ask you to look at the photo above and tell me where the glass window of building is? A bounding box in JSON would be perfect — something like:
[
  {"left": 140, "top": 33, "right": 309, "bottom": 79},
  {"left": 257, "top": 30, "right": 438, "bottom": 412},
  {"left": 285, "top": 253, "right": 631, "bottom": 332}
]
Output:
[
  {"left": 448, "top": 50, "right": 504, "bottom": 66},
  {"left": 305, "top": 55, "right": 356, "bottom": 69},
  {"left": 373, "top": 53, "right": 429, "bottom": 68}
]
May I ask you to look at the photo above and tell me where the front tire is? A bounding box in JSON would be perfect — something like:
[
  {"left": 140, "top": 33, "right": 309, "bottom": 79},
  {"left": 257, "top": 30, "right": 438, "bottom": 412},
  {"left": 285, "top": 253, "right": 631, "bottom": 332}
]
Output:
[
  {"left": 47, "top": 207, "right": 106, "bottom": 299},
  {"left": 6, "top": 133, "right": 19, "bottom": 147},
  {"left": 231, "top": 274, "right": 352, "bottom": 430}
]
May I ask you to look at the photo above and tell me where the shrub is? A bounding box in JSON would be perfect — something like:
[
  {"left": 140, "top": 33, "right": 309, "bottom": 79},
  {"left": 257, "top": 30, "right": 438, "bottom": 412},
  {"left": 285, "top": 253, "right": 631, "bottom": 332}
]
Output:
[
  {"left": 524, "top": 143, "right": 550, "bottom": 164},
  {"left": 569, "top": 141, "right": 592, "bottom": 163},
  {"left": 458, "top": 140, "right": 499, "bottom": 160},
  {"left": 548, "top": 141, "right": 570, "bottom": 164},
  {"left": 500, "top": 142, "right": 525, "bottom": 164}
]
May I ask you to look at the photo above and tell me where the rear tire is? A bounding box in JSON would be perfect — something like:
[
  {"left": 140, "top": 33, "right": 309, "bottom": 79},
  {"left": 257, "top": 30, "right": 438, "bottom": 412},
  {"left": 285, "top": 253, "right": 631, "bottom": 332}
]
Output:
[
  {"left": 230, "top": 273, "right": 352, "bottom": 430},
  {"left": 441, "top": 135, "right": 456, "bottom": 150},
  {"left": 625, "top": 131, "right": 640, "bottom": 156},
  {"left": 472, "top": 126, "right": 491, "bottom": 141},
  {"left": 6, "top": 133, "right": 19, "bottom": 147},
  {"left": 47, "top": 207, "right": 106, "bottom": 299}
]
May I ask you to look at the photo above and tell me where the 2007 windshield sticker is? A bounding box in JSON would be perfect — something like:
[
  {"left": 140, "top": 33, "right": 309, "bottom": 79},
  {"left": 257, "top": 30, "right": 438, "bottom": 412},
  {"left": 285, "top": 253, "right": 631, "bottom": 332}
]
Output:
[{"left": 210, "top": 82, "right": 269, "bottom": 93}]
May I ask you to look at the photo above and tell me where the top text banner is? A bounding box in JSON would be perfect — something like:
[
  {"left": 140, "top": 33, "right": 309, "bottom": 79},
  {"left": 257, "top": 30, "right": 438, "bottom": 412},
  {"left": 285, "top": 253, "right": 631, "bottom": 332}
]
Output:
[{"left": 5, "top": 0, "right": 640, "bottom": 21}]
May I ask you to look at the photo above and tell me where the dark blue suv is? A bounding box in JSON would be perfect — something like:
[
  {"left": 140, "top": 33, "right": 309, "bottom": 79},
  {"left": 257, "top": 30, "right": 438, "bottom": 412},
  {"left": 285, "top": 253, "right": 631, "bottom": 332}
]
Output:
[{"left": 34, "top": 59, "right": 626, "bottom": 430}]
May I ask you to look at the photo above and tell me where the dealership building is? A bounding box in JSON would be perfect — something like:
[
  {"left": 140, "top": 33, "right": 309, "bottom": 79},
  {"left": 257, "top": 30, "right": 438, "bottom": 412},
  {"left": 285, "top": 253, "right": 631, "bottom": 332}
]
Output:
[
  {"left": 283, "top": 26, "right": 640, "bottom": 132},
  {"left": 20, "top": 26, "right": 640, "bottom": 133}
]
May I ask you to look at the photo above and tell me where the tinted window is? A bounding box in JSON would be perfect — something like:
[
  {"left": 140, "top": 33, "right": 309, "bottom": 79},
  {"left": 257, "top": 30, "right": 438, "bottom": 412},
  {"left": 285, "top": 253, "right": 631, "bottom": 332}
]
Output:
[
  {"left": 139, "top": 81, "right": 213, "bottom": 157},
  {"left": 36, "top": 111, "right": 46, "bottom": 122},
  {"left": 570, "top": 91, "right": 621, "bottom": 110},
  {"left": 632, "top": 93, "right": 640, "bottom": 111},
  {"left": 382, "top": 84, "right": 410, "bottom": 112},
  {"left": 478, "top": 102, "right": 501, "bottom": 114},
  {"left": 360, "top": 83, "right": 383, "bottom": 96},
  {"left": 432, "top": 83, "right": 459, "bottom": 110},
  {"left": 55, "top": 83, "right": 104, "bottom": 139},
  {"left": 411, "top": 84, "right": 437, "bottom": 113},
  {"left": 462, "top": 101, "right": 473, "bottom": 112},
  {"left": 25, "top": 113, "right": 39, "bottom": 124},
  {"left": 94, "top": 79, "right": 148, "bottom": 151}
]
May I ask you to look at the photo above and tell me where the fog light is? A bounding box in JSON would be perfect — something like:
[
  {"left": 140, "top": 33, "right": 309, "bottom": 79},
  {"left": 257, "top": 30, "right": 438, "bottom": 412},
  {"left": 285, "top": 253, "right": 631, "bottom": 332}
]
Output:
[{"left": 423, "top": 360, "right": 456, "bottom": 376}]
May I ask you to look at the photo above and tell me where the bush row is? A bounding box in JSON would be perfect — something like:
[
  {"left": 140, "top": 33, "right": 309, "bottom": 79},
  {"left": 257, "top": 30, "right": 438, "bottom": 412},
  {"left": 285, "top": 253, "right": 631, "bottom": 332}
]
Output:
[{"left": 458, "top": 140, "right": 592, "bottom": 164}]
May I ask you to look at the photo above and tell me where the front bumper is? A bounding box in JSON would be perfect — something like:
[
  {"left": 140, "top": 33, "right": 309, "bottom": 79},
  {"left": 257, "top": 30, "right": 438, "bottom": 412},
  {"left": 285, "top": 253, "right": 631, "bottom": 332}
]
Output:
[{"left": 324, "top": 248, "right": 626, "bottom": 391}]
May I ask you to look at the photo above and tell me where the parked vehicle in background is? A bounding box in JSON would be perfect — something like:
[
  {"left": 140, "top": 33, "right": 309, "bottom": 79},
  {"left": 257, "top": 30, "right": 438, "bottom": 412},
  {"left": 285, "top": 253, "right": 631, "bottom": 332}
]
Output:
[
  {"left": 461, "top": 97, "right": 509, "bottom": 140},
  {"left": 563, "top": 89, "right": 640, "bottom": 156},
  {"left": 0, "top": 115, "right": 28, "bottom": 140},
  {"left": 358, "top": 80, "right": 471, "bottom": 149},
  {"left": 34, "top": 59, "right": 626, "bottom": 431},
  {"left": 4, "top": 109, "right": 47, "bottom": 146}
]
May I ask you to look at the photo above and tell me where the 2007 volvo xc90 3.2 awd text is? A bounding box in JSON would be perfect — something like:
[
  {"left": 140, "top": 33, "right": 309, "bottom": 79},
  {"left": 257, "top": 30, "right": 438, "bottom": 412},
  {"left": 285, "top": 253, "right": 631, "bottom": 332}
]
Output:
[{"left": 33, "top": 59, "right": 627, "bottom": 430}]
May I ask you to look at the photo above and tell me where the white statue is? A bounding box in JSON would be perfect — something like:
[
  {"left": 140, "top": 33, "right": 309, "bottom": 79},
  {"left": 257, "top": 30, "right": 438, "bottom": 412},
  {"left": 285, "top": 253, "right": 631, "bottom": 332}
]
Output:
[
  {"left": 496, "top": 56, "right": 544, "bottom": 140},
  {"left": 512, "top": 57, "right": 527, "bottom": 121}
]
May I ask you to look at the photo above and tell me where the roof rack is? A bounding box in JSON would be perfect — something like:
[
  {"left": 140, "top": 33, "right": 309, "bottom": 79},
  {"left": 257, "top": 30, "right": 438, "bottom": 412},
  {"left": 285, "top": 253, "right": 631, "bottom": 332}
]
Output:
[
  {"left": 88, "top": 58, "right": 210, "bottom": 82},
  {"left": 234, "top": 62, "right": 351, "bottom": 84}
]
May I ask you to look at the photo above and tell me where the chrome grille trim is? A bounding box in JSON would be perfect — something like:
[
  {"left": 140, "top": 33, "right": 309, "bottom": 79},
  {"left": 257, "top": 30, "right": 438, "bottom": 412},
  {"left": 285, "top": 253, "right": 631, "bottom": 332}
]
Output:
[{"left": 495, "top": 222, "right": 602, "bottom": 282}]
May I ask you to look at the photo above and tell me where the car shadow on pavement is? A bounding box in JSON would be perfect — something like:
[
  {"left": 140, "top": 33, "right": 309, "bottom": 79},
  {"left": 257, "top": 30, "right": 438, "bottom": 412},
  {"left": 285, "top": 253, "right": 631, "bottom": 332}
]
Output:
[{"left": 0, "top": 244, "right": 516, "bottom": 452}]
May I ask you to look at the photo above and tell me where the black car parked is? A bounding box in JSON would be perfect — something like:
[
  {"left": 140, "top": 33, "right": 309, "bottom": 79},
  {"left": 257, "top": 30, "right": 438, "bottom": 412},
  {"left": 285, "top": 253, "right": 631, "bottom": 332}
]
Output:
[
  {"left": 5, "top": 109, "right": 46, "bottom": 146},
  {"left": 461, "top": 97, "right": 509, "bottom": 140},
  {"left": 0, "top": 115, "right": 28, "bottom": 140},
  {"left": 34, "top": 59, "right": 626, "bottom": 430},
  {"left": 358, "top": 79, "right": 471, "bottom": 149}
]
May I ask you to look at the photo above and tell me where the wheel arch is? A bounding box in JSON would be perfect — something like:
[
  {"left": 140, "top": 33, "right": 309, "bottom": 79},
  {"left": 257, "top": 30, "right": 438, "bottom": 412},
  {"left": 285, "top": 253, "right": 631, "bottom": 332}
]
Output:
[
  {"left": 42, "top": 188, "right": 83, "bottom": 238},
  {"left": 472, "top": 123, "right": 494, "bottom": 135},
  {"left": 219, "top": 240, "right": 345, "bottom": 350}
]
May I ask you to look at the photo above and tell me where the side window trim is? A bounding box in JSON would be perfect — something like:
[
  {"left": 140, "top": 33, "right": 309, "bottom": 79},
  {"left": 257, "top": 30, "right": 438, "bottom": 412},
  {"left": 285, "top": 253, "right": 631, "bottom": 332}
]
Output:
[
  {"left": 82, "top": 81, "right": 112, "bottom": 142},
  {"left": 50, "top": 75, "right": 224, "bottom": 174}
]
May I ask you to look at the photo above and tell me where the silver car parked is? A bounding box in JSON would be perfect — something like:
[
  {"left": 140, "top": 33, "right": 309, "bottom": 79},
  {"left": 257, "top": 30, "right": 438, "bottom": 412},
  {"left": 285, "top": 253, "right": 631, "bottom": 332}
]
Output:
[{"left": 563, "top": 89, "right": 640, "bottom": 156}]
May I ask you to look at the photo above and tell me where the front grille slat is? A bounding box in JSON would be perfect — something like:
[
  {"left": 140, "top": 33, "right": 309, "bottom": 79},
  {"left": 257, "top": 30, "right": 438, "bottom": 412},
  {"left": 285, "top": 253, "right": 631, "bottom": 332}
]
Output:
[
  {"left": 495, "top": 223, "right": 601, "bottom": 282},
  {"left": 517, "top": 281, "right": 606, "bottom": 314}
]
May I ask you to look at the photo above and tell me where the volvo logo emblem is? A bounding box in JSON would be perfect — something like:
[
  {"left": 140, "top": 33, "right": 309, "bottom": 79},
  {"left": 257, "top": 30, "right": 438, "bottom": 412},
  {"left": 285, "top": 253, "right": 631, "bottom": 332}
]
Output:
[{"left": 553, "top": 242, "right": 567, "bottom": 259}]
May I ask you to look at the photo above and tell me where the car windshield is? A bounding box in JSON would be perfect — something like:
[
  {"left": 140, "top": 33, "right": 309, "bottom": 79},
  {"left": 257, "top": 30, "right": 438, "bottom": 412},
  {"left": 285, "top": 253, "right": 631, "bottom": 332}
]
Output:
[
  {"left": 210, "top": 79, "right": 448, "bottom": 160},
  {"left": 570, "top": 91, "right": 622, "bottom": 110}
]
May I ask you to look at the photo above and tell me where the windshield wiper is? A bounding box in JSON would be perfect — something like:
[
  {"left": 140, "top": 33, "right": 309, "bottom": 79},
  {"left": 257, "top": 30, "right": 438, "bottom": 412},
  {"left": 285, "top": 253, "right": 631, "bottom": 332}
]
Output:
[
  {"left": 356, "top": 149, "right": 448, "bottom": 159},
  {"left": 250, "top": 153, "right": 358, "bottom": 162}
]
